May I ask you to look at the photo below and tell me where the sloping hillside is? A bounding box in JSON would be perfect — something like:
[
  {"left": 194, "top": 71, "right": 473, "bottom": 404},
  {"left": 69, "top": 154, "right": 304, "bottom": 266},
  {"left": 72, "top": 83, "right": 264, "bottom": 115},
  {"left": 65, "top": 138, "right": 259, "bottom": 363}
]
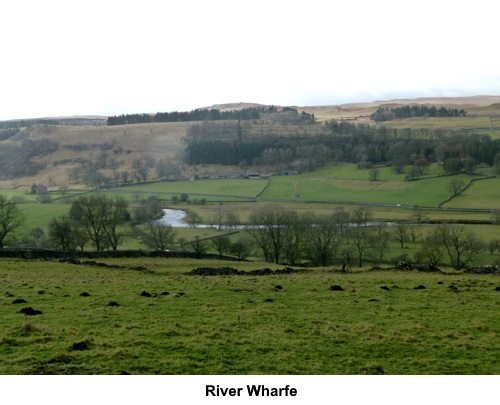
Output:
[
  {"left": 2, "top": 95, "right": 500, "bottom": 189},
  {"left": 299, "top": 95, "right": 500, "bottom": 121},
  {"left": 0, "top": 121, "right": 190, "bottom": 188}
]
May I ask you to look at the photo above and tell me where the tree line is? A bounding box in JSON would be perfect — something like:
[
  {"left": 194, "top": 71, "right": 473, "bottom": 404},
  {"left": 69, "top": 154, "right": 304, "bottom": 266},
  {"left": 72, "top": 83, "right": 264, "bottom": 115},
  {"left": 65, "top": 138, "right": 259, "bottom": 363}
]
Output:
[
  {"left": 1, "top": 195, "right": 498, "bottom": 270},
  {"left": 244, "top": 206, "right": 484, "bottom": 270},
  {"left": 371, "top": 105, "right": 467, "bottom": 122},
  {"left": 185, "top": 119, "right": 500, "bottom": 174},
  {"left": 106, "top": 106, "right": 314, "bottom": 126},
  {"left": 0, "top": 118, "right": 60, "bottom": 130}
]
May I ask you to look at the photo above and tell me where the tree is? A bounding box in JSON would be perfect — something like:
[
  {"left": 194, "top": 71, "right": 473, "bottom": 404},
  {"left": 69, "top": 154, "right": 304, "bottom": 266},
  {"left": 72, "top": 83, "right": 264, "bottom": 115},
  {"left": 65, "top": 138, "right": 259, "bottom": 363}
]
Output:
[
  {"left": 48, "top": 216, "right": 75, "bottom": 251},
  {"left": 73, "top": 225, "right": 90, "bottom": 251},
  {"left": 184, "top": 211, "right": 202, "bottom": 228},
  {"left": 73, "top": 195, "right": 129, "bottom": 251},
  {"left": 133, "top": 196, "right": 163, "bottom": 224},
  {"left": 373, "top": 224, "right": 390, "bottom": 263},
  {"left": 84, "top": 167, "right": 107, "bottom": 191},
  {"left": 443, "top": 158, "right": 462, "bottom": 175},
  {"left": 412, "top": 206, "right": 425, "bottom": 225},
  {"left": 280, "top": 210, "right": 308, "bottom": 265},
  {"left": 102, "top": 196, "right": 129, "bottom": 250},
  {"left": 306, "top": 213, "right": 342, "bottom": 266},
  {"left": 333, "top": 208, "right": 350, "bottom": 243},
  {"left": 448, "top": 177, "right": 465, "bottom": 196},
  {"left": 211, "top": 206, "right": 226, "bottom": 230},
  {"left": 0, "top": 196, "right": 24, "bottom": 249},
  {"left": 414, "top": 157, "right": 429, "bottom": 176},
  {"left": 141, "top": 223, "right": 177, "bottom": 251},
  {"left": 229, "top": 238, "right": 254, "bottom": 261},
  {"left": 121, "top": 171, "right": 130, "bottom": 185},
  {"left": 247, "top": 207, "right": 290, "bottom": 264},
  {"left": 349, "top": 208, "right": 374, "bottom": 267},
  {"left": 394, "top": 222, "right": 410, "bottom": 248},
  {"left": 211, "top": 235, "right": 231, "bottom": 258},
  {"left": 416, "top": 233, "right": 443, "bottom": 266},
  {"left": 368, "top": 168, "right": 379, "bottom": 182},
  {"left": 29, "top": 227, "right": 46, "bottom": 247},
  {"left": 434, "top": 224, "right": 482, "bottom": 270},
  {"left": 189, "top": 236, "right": 208, "bottom": 259},
  {"left": 224, "top": 212, "right": 240, "bottom": 230},
  {"left": 74, "top": 195, "right": 108, "bottom": 251},
  {"left": 352, "top": 206, "right": 372, "bottom": 226}
]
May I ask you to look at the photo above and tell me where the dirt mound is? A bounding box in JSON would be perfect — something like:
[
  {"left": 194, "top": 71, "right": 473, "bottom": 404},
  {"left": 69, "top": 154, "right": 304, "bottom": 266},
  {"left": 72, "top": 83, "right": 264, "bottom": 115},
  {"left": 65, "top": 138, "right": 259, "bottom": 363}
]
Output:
[{"left": 19, "top": 307, "right": 42, "bottom": 316}]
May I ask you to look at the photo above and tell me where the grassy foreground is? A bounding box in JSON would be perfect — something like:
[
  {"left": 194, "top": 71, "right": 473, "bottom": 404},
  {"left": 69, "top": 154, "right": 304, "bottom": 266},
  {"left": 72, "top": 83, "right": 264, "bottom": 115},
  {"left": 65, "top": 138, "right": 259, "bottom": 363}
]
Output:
[{"left": 1, "top": 257, "right": 499, "bottom": 375}]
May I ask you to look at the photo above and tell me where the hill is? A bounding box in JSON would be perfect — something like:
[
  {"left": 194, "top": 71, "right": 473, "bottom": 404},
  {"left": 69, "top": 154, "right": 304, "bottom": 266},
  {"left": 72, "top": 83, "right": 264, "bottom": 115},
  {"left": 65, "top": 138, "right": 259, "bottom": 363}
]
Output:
[
  {"left": 299, "top": 95, "right": 500, "bottom": 121},
  {"left": 1, "top": 95, "right": 500, "bottom": 189}
]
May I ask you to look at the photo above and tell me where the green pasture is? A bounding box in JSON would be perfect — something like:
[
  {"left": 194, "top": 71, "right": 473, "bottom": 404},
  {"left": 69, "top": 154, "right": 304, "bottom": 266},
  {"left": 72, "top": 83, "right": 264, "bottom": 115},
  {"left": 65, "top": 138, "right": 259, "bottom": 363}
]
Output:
[
  {"left": 17, "top": 203, "right": 71, "bottom": 233},
  {"left": 116, "top": 179, "right": 269, "bottom": 199},
  {"left": 443, "top": 177, "right": 500, "bottom": 210},
  {"left": 261, "top": 174, "right": 478, "bottom": 207},
  {"left": 299, "top": 164, "right": 444, "bottom": 181},
  {"left": 0, "top": 257, "right": 499, "bottom": 375},
  {"left": 0, "top": 190, "right": 38, "bottom": 203}
]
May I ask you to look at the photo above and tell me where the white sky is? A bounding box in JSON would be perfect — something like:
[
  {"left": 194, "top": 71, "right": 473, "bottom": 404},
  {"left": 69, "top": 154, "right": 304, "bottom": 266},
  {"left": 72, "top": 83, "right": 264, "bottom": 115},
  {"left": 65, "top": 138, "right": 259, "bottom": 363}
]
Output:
[{"left": 1, "top": 0, "right": 499, "bottom": 120}]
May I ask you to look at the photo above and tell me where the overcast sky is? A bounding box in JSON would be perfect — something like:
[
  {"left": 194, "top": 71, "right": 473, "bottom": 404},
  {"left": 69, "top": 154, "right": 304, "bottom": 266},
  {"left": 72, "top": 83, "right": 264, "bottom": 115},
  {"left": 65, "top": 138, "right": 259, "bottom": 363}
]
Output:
[{"left": 1, "top": 0, "right": 499, "bottom": 120}]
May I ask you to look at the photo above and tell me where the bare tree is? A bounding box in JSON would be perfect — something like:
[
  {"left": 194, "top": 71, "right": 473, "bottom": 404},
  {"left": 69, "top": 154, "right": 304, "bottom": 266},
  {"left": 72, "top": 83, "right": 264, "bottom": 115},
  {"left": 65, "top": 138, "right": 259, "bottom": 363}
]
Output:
[
  {"left": 74, "top": 195, "right": 128, "bottom": 251},
  {"left": 184, "top": 211, "right": 203, "bottom": 228},
  {"left": 211, "top": 206, "right": 226, "bottom": 230},
  {"left": 448, "top": 177, "right": 465, "bottom": 196},
  {"left": 229, "top": 238, "right": 254, "bottom": 261},
  {"left": 369, "top": 168, "right": 379, "bottom": 181},
  {"left": 73, "top": 225, "right": 90, "bottom": 251},
  {"left": 306, "top": 213, "right": 342, "bottom": 266},
  {"left": 189, "top": 236, "right": 208, "bottom": 259},
  {"left": 29, "top": 227, "right": 46, "bottom": 247},
  {"left": 412, "top": 206, "right": 425, "bottom": 225},
  {"left": 281, "top": 210, "right": 308, "bottom": 265},
  {"left": 224, "top": 212, "right": 240, "bottom": 230},
  {"left": 211, "top": 235, "right": 231, "bottom": 258},
  {"left": 435, "top": 224, "right": 482, "bottom": 270},
  {"left": 417, "top": 233, "right": 444, "bottom": 266},
  {"left": 76, "top": 195, "right": 109, "bottom": 251},
  {"left": 142, "top": 223, "right": 177, "bottom": 251},
  {"left": 247, "top": 207, "right": 289, "bottom": 264},
  {"left": 48, "top": 216, "right": 75, "bottom": 251},
  {"left": 394, "top": 223, "right": 410, "bottom": 248},
  {"left": 0, "top": 196, "right": 24, "bottom": 248},
  {"left": 349, "top": 209, "right": 374, "bottom": 267},
  {"left": 102, "top": 196, "right": 129, "bottom": 250}
]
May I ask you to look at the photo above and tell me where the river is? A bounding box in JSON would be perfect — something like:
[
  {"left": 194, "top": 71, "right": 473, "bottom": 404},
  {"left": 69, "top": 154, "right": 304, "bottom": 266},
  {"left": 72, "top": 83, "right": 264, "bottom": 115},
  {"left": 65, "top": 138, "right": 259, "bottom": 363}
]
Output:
[{"left": 156, "top": 208, "right": 397, "bottom": 229}]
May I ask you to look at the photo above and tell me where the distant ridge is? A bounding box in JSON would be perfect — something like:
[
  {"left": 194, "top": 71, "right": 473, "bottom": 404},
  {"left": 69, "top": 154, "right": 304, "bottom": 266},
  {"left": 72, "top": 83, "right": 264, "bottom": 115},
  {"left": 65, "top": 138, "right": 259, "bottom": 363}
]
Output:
[
  {"left": 200, "top": 102, "right": 280, "bottom": 111},
  {"left": 3, "top": 96, "right": 500, "bottom": 123},
  {"left": 202, "top": 96, "right": 500, "bottom": 117}
]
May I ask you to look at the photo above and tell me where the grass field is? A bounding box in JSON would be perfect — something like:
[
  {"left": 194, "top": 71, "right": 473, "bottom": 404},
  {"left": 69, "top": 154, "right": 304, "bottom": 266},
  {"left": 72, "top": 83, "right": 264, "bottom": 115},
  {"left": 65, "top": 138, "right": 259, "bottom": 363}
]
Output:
[
  {"left": 18, "top": 203, "right": 72, "bottom": 232},
  {"left": 261, "top": 174, "right": 479, "bottom": 207},
  {"left": 377, "top": 117, "right": 500, "bottom": 131},
  {"left": 118, "top": 178, "right": 269, "bottom": 200},
  {"left": 1, "top": 257, "right": 499, "bottom": 375},
  {"left": 443, "top": 177, "right": 500, "bottom": 209}
]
